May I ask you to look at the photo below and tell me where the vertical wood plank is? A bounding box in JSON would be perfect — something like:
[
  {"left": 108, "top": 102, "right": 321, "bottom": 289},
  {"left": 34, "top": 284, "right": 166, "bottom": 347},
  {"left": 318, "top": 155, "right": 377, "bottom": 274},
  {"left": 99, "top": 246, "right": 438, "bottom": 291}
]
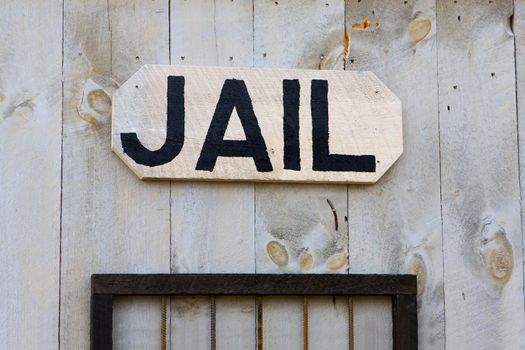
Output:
[
  {"left": 61, "top": 1, "right": 171, "bottom": 349},
  {"left": 254, "top": 186, "right": 349, "bottom": 349},
  {"left": 308, "top": 296, "right": 350, "bottom": 350},
  {"left": 352, "top": 297, "right": 392, "bottom": 350},
  {"left": 516, "top": 0, "right": 525, "bottom": 332},
  {"left": 253, "top": 2, "right": 347, "bottom": 349},
  {"left": 254, "top": 0, "right": 345, "bottom": 70},
  {"left": 0, "top": 1, "right": 62, "bottom": 349},
  {"left": 170, "top": 185, "right": 256, "bottom": 350},
  {"left": 171, "top": 0, "right": 254, "bottom": 67},
  {"left": 437, "top": 0, "right": 525, "bottom": 348},
  {"left": 346, "top": 1, "right": 444, "bottom": 348},
  {"left": 169, "top": 1, "right": 256, "bottom": 349}
]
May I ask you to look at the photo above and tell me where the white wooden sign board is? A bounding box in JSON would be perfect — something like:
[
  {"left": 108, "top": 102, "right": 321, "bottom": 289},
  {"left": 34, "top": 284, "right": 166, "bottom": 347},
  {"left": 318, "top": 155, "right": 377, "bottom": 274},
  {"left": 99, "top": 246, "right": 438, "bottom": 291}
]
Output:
[{"left": 112, "top": 65, "right": 402, "bottom": 183}]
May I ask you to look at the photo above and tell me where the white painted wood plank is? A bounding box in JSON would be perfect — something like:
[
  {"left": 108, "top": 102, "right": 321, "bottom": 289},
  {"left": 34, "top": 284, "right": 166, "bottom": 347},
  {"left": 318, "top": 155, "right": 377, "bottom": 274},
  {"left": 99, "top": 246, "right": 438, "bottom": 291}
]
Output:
[
  {"left": 255, "top": 185, "right": 348, "bottom": 274},
  {"left": 60, "top": 1, "right": 171, "bottom": 349},
  {"left": 112, "top": 65, "right": 402, "bottom": 184},
  {"left": 169, "top": 180, "right": 242, "bottom": 345},
  {"left": 346, "top": 1, "right": 444, "bottom": 348},
  {"left": 0, "top": 2, "right": 62, "bottom": 349},
  {"left": 254, "top": 2, "right": 348, "bottom": 349},
  {"left": 254, "top": 0, "right": 345, "bottom": 70},
  {"left": 516, "top": 0, "right": 525, "bottom": 337},
  {"left": 437, "top": 1, "right": 525, "bottom": 349},
  {"left": 171, "top": 0, "right": 254, "bottom": 67},
  {"left": 216, "top": 296, "right": 256, "bottom": 350},
  {"left": 352, "top": 297, "right": 392, "bottom": 350},
  {"left": 170, "top": 185, "right": 256, "bottom": 350},
  {"left": 308, "top": 296, "right": 350, "bottom": 350},
  {"left": 113, "top": 297, "right": 165, "bottom": 349},
  {"left": 255, "top": 185, "right": 348, "bottom": 350},
  {"left": 172, "top": 296, "right": 211, "bottom": 350},
  {"left": 169, "top": 2, "right": 256, "bottom": 349},
  {"left": 261, "top": 297, "right": 303, "bottom": 349}
]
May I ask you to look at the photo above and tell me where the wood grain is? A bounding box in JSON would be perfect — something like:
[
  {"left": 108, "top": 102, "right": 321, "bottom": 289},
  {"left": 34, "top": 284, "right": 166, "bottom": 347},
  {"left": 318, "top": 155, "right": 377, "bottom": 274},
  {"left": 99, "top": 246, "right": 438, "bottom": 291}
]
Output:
[
  {"left": 346, "top": 0, "right": 444, "bottom": 348},
  {"left": 169, "top": 2, "right": 256, "bottom": 349},
  {"left": 516, "top": 0, "right": 525, "bottom": 337},
  {"left": 2, "top": 2, "right": 525, "bottom": 349},
  {"left": 437, "top": 0, "right": 525, "bottom": 348},
  {"left": 0, "top": 1, "right": 62, "bottom": 349},
  {"left": 352, "top": 297, "right": 392, "bottom": 350},
  {"left": 60, "top": 1, "right": 171, "bottom": 349},
  {"left": 253, "top": 1, "right": 351, "bottom": 349}
]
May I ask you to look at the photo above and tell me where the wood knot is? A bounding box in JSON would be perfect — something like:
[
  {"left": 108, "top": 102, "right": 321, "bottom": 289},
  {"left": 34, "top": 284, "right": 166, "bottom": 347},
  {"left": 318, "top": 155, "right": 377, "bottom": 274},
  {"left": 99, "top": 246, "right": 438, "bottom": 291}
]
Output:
[
  {"left": 480, "top": 219, "right": 513, "bottom": 286},
  {"left": 487, "top": 242, "right": 513, "bottom": 284},
  {"left": 77, "top": 77, "right": 118, "bottom": 126},
  {"left": 326, "top": 253, "right": 348, "bottom": 272},
  {"left": 267, "top": 240, "right": 289, "bottom": 267},
  {"left": 87, "top": 89, "right": 111, "bottom": 114},
  {"left": 80, "top": 113, "right": 98, "bottom": 126},
  {"left": 299, "top": 252, "right": 314, "bottom": 272},
  {"left": 4, "top": 99, "right": 34, "bottom": 121},
  {"left": 407, "top": 254, "right": 427, "bottom": 298},
  {"left": 408, "top": 19, "right": 432, "bottom": 43}
]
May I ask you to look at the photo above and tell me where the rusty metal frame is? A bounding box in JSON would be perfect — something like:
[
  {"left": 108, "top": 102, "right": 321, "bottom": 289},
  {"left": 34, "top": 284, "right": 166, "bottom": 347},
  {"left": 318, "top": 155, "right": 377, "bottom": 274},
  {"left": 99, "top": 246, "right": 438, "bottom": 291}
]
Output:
[{"left": 91, "top": 273, "right": 417, "bottom": 350}]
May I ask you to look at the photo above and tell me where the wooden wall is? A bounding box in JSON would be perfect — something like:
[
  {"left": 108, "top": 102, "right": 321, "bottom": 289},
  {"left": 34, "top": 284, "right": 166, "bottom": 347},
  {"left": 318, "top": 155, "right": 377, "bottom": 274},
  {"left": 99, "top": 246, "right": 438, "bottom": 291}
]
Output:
[{"left": 1, "top": 0, "right": 524, "bottom": 349}]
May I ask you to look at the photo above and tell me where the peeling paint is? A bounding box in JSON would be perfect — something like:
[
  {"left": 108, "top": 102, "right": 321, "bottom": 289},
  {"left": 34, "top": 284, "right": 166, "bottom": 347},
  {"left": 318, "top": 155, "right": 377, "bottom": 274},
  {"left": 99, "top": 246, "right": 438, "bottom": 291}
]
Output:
[{"left": 352, "top": 17, "right": 371, "bottom": 30}]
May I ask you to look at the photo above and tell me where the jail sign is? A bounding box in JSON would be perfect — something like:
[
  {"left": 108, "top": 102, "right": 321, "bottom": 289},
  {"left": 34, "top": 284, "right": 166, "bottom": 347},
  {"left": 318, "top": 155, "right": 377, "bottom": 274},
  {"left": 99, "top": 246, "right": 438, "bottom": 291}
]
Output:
[{"left": 112, "top": 65, "right": 402, "bottom": 183}]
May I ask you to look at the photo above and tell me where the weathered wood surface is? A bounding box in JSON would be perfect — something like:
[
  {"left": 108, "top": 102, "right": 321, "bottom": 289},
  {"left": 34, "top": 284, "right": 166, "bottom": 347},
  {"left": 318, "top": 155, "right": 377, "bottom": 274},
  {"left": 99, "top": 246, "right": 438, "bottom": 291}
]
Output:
[
  {"left": 346, "top": 1, "right": 444, "bottom": 349},
  {"left": 61, "top": 1, "right": 170, "bottom": 350},
  {"left": 0, "top": 2, "right": 62, "bottom": 349},
  {"left": 112, "top": 65, "right": 402, "bottom": 184},
  {"left": 517, "top": 3, "right": 525, "bottom": 344},
  {"left": 2, "top": 1, "right": 525, "bottom": 349},
  {"left": 353, "top": 297, "right": 392, "bottom": 350},
  {"left": 169, "top": 1, "right": 256, "bottom": 349},
  {"left": 437, "top": 0, "right": 525, "bottom": 349},
  {"left": 253, "top": 2, "right": 354, "bottom": 349}
]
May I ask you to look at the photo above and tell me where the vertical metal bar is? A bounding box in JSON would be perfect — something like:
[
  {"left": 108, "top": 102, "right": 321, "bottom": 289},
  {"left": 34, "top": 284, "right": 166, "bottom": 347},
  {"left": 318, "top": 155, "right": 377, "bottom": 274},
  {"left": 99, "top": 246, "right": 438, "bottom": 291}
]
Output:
[
  {"left": 348, "top": 296, "right": 354, "bottom": 350},
  {"left": 210, "top": 296, "right": 216, "bottom": 350},
  {"left": 303, "top": 296, "right": 308, "bottom": 350},
  {"left": 257, "top": 297, "right": 263, "bottom": 350},
  {"left": 161, "top": 296, "right": 167, "bottom": 350},
  {"left": 91, "top": 294, "right": 113, "bottom": 350},
  {"left": 392, "top": 294, "right": 418, "bottom": 350}
]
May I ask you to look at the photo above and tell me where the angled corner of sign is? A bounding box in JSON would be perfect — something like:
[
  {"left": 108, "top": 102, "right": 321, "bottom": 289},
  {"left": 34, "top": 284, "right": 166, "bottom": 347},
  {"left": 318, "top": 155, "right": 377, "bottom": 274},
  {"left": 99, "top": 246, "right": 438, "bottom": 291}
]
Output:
[
  {"left": 136, "top": 63, "right": 153, "bottom": 74},
  {"left": 367, "top": 88, "right": 403, "bottom": 185},
  {"left": 110, "top": 123, "right": 148, "bottom": 181},
  {"left": 111, "top": 142, "right": 149, "bottom": 181}
]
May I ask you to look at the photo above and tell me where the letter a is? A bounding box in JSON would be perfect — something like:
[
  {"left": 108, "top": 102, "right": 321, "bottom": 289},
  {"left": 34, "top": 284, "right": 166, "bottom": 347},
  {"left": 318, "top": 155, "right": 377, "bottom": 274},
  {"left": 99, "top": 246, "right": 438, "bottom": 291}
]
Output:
[{"left": 196, "top": 79, "right": 273, "bottom": 172}]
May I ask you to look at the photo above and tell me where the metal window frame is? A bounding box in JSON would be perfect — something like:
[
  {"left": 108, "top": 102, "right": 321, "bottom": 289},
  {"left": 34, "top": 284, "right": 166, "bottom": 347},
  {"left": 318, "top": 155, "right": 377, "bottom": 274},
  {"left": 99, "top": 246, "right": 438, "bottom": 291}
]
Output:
[{"left": 91, "top": 273, "right": 417, "bottom": 350}]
